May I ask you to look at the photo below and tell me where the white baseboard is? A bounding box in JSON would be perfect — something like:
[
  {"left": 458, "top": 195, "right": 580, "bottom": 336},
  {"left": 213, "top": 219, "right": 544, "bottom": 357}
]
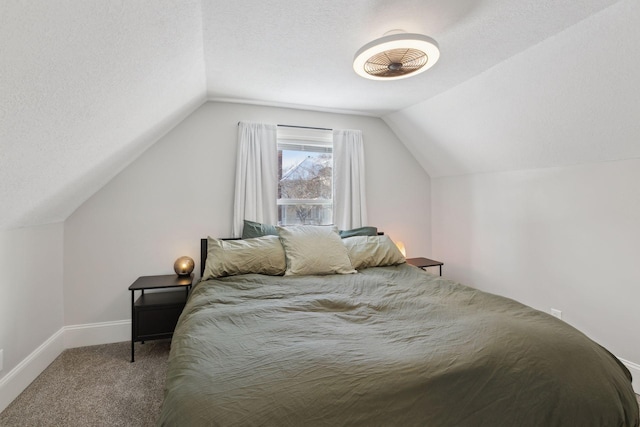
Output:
[
  {"left": 0, "top": 320, "right": 131, "bottom": 413},
  {"left": 63, "top": 320, "right": 131, "bottom": 349},
  {"left": 619, "top": 358, "right": 640, "bottom": 394},
  {"left": 0, "top": 328, "right": 65, "bottom": 413}
]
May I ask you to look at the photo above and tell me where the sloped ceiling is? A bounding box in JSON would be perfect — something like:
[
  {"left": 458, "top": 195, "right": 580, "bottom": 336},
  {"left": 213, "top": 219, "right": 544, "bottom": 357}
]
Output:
[
  {"left": 384, "top": 0, "right": 640, "bottom": 177},
  {"left": 0, "top": 1, "right": 206, "bottom": 229},
  {"left": 1, "top": 0, "right": 633, "bottom": 229}
]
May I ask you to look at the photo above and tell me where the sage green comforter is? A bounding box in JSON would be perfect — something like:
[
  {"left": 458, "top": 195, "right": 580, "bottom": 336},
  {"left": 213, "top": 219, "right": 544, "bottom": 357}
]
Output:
[{"left": 159, "top": 264, "right": 638, "bottom": 426}]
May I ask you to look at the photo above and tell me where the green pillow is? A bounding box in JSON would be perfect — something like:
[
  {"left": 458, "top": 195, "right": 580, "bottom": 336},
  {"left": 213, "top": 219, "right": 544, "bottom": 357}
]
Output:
[
  {"left": 343, "top": 235, "right": 406, "bottom": 270},
  {"left": 242, "top": 220, "right": 278, "bottom": 239},
  {"left": 339, "top": 226, "right": 378, "bottom": 239},
  {"left": 276, "top": 225, "right": 356, "bottom": 276},
  {"left": 202, "top": 236, "right": 286, "bottom": 280}
]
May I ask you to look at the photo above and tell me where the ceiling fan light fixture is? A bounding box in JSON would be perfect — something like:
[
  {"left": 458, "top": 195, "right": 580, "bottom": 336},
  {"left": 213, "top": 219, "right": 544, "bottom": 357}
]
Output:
[{"left": 353, "top": 33, "right": 440, "bottom": 81}]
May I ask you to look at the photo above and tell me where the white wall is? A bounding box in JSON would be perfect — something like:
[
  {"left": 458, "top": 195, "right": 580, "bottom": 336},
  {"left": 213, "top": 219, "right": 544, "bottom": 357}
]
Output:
[
  {"left": 432, "top": 158, "right": 640, "bottom": 365},
  {"left": 63, "top": 101, "right": 431, "bottom": 326},
  {"left": 0, "top": 223, "right": 64, "bottom": 408},
  {"left": 0, "top": 223, "right": 64, "bottom": 377},
  {"left": 382, "top": 0, "right": 640, "bottom": 381}
]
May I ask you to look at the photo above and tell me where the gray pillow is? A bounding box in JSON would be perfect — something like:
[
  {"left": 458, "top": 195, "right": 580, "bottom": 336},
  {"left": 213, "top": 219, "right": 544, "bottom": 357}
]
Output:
[
  {"left": 242, "top": 220, "right": 278, "bottom": 239},
  {"left": 342, "top": 235, "right": 406, "bottom": 270},
  {"left": 338, "top": 226, "right": 378, "bottom": 238},
  {"left": 276, "top": 225, "right": 357, "bottom": 276},
  {"left": 202, "top": 235, "right": 286, "bottom": 280}
]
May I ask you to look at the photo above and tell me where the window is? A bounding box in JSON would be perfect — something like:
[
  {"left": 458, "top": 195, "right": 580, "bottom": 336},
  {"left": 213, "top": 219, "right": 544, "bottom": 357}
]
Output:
[{"left": 277, "top": 128, "right": 333, "bottom": 225}]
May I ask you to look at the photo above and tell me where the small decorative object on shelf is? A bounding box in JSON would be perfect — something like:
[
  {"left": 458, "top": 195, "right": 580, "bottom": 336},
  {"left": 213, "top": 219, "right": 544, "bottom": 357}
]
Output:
[{"left": 174, "top": 256, "right": 195, "bottom": 276}]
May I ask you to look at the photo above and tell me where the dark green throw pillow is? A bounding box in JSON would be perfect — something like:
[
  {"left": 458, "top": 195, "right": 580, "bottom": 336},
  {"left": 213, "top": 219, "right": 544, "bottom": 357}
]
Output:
[
  {"left": 339, "top": 226, "right": 378, "bottom": 239},
  {"left": 242, "top": 220, "right": 278, "bottom": 239}
]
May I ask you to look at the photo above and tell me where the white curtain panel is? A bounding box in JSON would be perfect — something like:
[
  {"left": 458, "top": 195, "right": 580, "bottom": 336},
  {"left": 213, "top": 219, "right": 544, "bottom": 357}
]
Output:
[
  {"left": 232, "top": 122, "right": 278, "bottom": 237},
  {"left": 333, "top": 129, "right": 368, "bottom": 230}
]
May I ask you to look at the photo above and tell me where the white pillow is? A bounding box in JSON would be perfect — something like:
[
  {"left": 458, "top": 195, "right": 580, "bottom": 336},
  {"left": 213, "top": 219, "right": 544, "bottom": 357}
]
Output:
[
  {"left": 343, "top": 235, "right": 406, "bottom": 270},
  {"left": 276, "top": 225, "right": 357, "bottom": 276},
  {"left": 202, "top": 235, "right": 286, "bottom": 280}
]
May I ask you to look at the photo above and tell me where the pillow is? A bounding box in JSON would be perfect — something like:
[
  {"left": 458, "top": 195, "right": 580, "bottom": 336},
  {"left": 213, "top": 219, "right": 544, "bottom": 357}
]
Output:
[
  {"left": 338, "top": 226, "right": 378, "bottom": 239},
  {"left": 342, "top": 235, "right": 406, "bottom": 270},
  {"left": 242, "top": 220, "right": 278, "bottom": 239},
  {"left": 276, "top": 225, "right": 357, "bottom": 276},
  {"left": 202, "top": 235, "right": 286, "bottom": 280}
]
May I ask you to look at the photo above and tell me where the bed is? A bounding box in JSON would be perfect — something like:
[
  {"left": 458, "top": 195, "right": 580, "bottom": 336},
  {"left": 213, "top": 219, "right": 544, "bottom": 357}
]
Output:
[{"left": 158, "top": 226, "right": 638, "bottom": 426}]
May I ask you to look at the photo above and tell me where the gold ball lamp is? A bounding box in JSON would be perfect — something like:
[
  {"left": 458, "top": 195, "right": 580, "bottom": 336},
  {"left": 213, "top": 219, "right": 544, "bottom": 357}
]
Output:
[{"left": 174, "top": 256, "right": 195, "bottom": 276}]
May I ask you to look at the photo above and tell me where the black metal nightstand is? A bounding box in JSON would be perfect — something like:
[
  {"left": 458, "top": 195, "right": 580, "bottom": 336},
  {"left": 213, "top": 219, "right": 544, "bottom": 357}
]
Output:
[
  {"left": 406, "top": 257, "right": 444, "bottom": 276},
  {"left": 128, "top": 274, "right": 192, "bottom": 362}
]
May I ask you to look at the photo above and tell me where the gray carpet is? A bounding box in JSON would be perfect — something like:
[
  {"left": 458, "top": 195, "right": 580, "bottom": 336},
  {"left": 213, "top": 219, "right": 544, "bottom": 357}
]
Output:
[
  {"left": 1, "top": 340, "right": 639, "bottom": 426},
  {"left": 0, "top": 340, "right": 170, "bottom": 427}
]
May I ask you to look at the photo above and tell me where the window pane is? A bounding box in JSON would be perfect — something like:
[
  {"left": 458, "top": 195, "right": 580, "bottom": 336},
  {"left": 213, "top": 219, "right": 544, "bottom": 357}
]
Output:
[
  {"left": 278, "top": 204, "right": 332, "bottom": 226},
  {"left": 278, "top": 151, "right": 332, "bottom": 201}
]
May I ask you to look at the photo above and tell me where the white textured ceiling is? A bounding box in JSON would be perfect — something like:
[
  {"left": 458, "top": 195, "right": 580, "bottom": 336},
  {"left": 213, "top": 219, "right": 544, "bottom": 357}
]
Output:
[
  {"left": 202, "top": 0, "right": 620, "bottom": 115},
  {"left": 384, "top": 0, "right": 640, "bottom": 177},
  {"left": 0, "top": 1, "right": 206, "bottom": 229},
  {"left": 1, "top": 0, "right": 633, "bottom": 229}
]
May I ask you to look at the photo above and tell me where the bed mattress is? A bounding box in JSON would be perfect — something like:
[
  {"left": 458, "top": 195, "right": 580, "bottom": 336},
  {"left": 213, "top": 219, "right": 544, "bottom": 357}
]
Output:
[{"left": 158, "top": 264, "right": 638, "bottom": 426}]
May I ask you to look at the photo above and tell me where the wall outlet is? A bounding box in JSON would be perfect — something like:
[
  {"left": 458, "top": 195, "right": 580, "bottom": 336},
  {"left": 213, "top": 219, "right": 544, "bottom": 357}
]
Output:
[
  {"left": 550, "top": 308, "right": 562, "bottom": 320},
  {"left": 0, "top": 349, "right": 3, "bottom": 372}
]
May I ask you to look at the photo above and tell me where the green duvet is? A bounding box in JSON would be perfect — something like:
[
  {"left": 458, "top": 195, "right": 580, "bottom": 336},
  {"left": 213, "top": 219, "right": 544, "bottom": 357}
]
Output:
[{"left": 159, "top": 264, "right": 638, "bottom": 426}]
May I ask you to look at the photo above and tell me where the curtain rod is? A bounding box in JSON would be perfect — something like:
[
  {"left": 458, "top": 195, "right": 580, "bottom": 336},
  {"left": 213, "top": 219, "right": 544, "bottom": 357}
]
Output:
[
  {"left": 277, "top": 124, "right": 332, "bottom": 131},
  {"left": 237, "top": 122, "right": 332, "bottom": 131}
]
